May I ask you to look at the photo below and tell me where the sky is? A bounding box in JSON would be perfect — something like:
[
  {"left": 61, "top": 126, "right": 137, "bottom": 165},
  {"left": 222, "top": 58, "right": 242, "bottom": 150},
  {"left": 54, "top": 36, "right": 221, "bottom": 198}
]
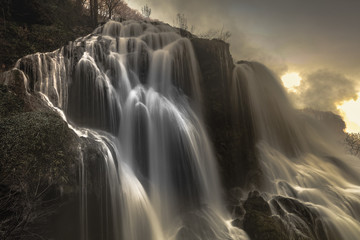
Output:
[{"left": 127, "top": 0, "right": 360, "bottom": 132}]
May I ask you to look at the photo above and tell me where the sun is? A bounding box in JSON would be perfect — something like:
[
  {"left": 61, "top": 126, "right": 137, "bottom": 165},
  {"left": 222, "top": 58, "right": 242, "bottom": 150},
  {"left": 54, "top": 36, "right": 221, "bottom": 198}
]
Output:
[
  {"left": 337, "top": 93, "right": 360, "bottom": 133},
  {"left": 281, "top": 72, "right": 302, "bottom": 91}
]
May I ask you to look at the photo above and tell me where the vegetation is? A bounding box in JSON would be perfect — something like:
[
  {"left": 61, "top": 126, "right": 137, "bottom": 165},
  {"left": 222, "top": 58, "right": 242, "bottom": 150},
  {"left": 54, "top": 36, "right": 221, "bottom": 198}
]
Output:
[
  {"left": 345, "top": 133, "right": 360, "bottom": 157},
  {"left": 0, "top": 0, "right": 146, "bottom": 72},
  {"left": 0, "top": 76, "right": 81, "bottom": 239},
  {"left": 141, "top": 4, "right": 152, "bottom": 19},
  {"left": 0, "top": 0, "right": 93, "bottom": 71},
  {"left": 173, "top": 12, "right": 231, "bottom": 42},
  {"left": 175, "top": 13, "right": 188, "bottom": 31},
  {"left": 198, "top": 26, "right": 232, "bottom": 42}
]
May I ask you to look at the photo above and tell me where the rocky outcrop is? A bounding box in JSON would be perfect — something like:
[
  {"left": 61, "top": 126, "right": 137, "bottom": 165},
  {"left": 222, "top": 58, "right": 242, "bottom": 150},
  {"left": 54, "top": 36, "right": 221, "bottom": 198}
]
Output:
[
  {"left": 191, "top": 38, "right": 260, "bottom": 190},
  {"left": 231, "top": 191, "right": 333, "bottom": 240},
  {"left": 0, "top": 69, "right": 112, "bottom": 239},
  {"left": 0, "top": 70, "right": 81, "bottom": 239}
]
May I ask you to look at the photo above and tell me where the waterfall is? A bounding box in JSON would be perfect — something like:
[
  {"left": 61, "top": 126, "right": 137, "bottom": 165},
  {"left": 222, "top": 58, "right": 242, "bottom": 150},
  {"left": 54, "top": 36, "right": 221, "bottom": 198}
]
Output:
[
  {"left": 15, "top": 20, "right": 247, "bottom": 240},
  {"left": 232, "top": 61, "right": 360, "bottom": 239}
]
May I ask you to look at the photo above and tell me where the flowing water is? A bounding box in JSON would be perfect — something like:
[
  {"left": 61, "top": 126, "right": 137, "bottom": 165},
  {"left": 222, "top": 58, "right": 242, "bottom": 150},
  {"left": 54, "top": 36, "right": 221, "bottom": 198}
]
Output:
[
  {"left": 10, "top": 18, "right": 360, "bottom": 240},
  {"left": 232, "top": 62, "right": 360, "bottom": 239},
  {"left": 14, "top": 20, "right": 247, "bottom": 240}
]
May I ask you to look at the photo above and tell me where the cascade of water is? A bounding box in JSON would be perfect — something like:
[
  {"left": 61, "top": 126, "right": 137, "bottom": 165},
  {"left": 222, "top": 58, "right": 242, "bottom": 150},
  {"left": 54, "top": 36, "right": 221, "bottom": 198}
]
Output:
[
  {"left": 15, "top": 20, "right": 247, "bottom": 240},
  {"left": 232, "top": 61, "right": 360, "bottom": 239}
]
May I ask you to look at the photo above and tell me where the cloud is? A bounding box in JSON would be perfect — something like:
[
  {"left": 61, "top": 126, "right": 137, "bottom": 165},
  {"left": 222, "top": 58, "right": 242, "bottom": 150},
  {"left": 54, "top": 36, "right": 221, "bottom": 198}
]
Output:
[
  {"left": 129, "top": 0, "right": 360, "bottom": 79},
  {"left": 129, "top": 0, "right": 360, "bottom": 115},
  {"left": 292, "top": 70, "right": 359, "bottom": 113}
]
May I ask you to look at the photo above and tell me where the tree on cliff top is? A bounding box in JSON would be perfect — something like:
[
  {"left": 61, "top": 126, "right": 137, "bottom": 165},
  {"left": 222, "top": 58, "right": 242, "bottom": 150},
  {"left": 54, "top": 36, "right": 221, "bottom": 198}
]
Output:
[
  {"left": 345, "top": 133, "right": 360, "bottom": 157},
  {"left": 101, "top": 0, "right": 122, "bottom": 19},
  {"left": 141, "top": 4, "right": 152, "bottom": 18}
]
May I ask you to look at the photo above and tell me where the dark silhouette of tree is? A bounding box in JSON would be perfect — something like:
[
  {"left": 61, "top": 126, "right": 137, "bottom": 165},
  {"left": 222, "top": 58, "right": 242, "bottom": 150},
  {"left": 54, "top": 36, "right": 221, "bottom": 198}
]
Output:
[
  {"left": 345, "top": 133, "right": 360, "bottom": 157},
  {"left": 89, "top": 0, "right": 98, "bottom": 26}
]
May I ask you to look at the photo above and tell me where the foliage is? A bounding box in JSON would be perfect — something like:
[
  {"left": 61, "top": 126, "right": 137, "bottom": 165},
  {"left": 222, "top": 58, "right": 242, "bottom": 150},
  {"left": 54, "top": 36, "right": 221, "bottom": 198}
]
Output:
[
  {"left": 0, "top": 105, "right": 80, "bottom": 239},
  {"left": 0, "top": 85, "right": 24, "bottom": 118},
  {"left": 0, "top": 0, "right": 93, "bottom": 71},
  {"left": 345, "top": 133, "right": 360, "bottom": 157},
  {"left": 110, "top": 1, "right": 145, "bottom": 21}
]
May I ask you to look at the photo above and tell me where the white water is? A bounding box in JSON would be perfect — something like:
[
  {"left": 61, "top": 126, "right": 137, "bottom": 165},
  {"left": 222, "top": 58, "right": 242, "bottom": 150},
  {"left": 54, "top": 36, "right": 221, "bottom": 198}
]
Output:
[
  {"left": 15, "top": 20, "right": 247, "bottom": 240},
  {"left": 232, "top": 62, "right": 360, "bottom": 239},
  {"left": 14, "top": 18, "right": 360, "bottom": 240}
]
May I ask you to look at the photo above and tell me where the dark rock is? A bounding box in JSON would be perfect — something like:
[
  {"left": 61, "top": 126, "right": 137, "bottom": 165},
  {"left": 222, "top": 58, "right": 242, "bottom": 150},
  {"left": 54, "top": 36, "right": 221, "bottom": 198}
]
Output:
[
  {"left": 231, "top": 218, "right": 242, "bottom": 229},
  {"left": 243, "top": 191, "right": 288, "bottom": 240},
  {"left": 244, "top": 191, "right": 272, "bottom": 216},
  {"left": 270, "top": 196, "right": 334, "bottom": 240},
  {"left": 191, "top": 38, "right": 260, "bottom": 190}
]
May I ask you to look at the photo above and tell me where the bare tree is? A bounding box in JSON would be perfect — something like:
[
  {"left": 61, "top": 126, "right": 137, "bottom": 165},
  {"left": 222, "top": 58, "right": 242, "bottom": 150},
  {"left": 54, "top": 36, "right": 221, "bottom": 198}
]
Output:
[
  {"left": 101, "top": 0, "right": 122, "bottom": 19},
  {"left": 345, "top": 133, "right": 360, "bottom": 157},
  {"left": 175, "top": 13, "right": 188, "bottom": 31},
  {"left": 141, "top": 4, "right": 151, "bottom": 18}
]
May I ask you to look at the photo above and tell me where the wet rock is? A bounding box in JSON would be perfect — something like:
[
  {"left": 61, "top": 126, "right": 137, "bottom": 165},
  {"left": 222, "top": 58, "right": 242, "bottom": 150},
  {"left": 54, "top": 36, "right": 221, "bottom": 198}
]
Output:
[
  {"left": 243, "top": 191, "right": 288, "bottom": 240},
  {"left": 270, "top": 196, "right": 332, "bottom": 240},
  {"left": 231, "top": 218, "right": 242, "bottom": 228},
  {"left": 0, "top": 69, "right": 83, "bottom": 239},
  {"left": 191, "top": 38, "right": 260, "bottom": 190}
]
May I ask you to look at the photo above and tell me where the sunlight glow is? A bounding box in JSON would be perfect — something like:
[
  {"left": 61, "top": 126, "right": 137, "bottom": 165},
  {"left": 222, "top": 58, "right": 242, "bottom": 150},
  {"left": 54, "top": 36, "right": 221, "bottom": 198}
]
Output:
[
  {"left": 338, "top": 93, "right": 360, "bottom": 133},
  {"left": 281, "top": 72, "right": 302, "bottom": 91}
]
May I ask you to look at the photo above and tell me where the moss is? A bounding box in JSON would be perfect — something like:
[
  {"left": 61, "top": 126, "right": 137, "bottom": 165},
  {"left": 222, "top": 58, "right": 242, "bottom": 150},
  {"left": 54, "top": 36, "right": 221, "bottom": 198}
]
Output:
[
  {"left": 0, "top": 85, "right": 24, "bottom": 118},
  {"left": 0, "top": 111, "right": 79, "bottom": 190},
  {"left": 0, "top": 105, "right": 81, "bottom": 238}
]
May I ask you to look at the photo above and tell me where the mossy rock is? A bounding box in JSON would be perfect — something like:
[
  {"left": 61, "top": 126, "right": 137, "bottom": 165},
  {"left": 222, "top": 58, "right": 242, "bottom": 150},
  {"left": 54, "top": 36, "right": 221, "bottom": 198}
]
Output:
[
  {"left": 0, "top": 84, "right": 25, "bottom": 118},
  {"left": 0, "top": 111, "right": 80, "bottom": 190}
]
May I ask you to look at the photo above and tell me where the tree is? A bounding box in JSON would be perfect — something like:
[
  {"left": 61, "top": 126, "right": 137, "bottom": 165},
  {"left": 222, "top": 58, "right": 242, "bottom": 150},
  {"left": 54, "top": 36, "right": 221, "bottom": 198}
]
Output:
[
  {"left": 175, "top": 13, "right": 188, "bottom": 31},
  {"left": 102, "top": 0, "right": 122, "bottom": 19},
  {"left": 345, "top": 133, "right": 360, "bottom": 157},
  {"left": 141, "top": 4, "right": 151, "bottom": 18},
  {"left": 89, "top": 0, "right": 98, "bottom": 26}
]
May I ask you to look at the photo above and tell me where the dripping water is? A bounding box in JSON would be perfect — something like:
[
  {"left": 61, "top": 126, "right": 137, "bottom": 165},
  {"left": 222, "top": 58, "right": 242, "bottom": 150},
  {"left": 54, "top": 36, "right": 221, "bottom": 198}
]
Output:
[
  {"left": 15, "top": 20, "right": 247, "bottom": 240},
  {"left": 232, "top": 61, "right": 360, "bottom": 239}
]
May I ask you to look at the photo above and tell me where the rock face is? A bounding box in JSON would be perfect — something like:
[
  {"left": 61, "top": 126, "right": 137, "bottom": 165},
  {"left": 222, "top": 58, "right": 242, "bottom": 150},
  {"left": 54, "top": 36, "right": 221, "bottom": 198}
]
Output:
[
  {"left": 0, "top": 70, "right": 82, "bottom": 239},
  {"left": 191, "top": 38, "right": 260, "bottom": 190},
  {"left": 239, "top": 191, "right": 333, "bottom": 240},
  {"left": 242, "top": 191, "right": 288, "bottom": 240},
  {"left": 1, "top": 21, "right": 332, "bottom": 240}
]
